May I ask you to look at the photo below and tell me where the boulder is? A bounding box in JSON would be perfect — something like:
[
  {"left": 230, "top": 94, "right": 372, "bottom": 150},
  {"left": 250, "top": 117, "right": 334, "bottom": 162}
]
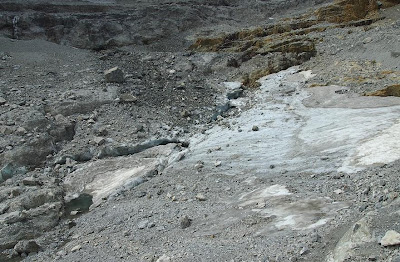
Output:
[
  {"left": 224, "top": 82, "right": 243, "bottom": 100},
  {"left": 0, "top": 163, "right": 27, "bottom": 183},
  {"left": 381, "top": 230, "right": 400, "bottom": 247},
  {"left": 14, "top": 240, "right": 41, "bottom": 254},
  {"left": 104, "top": 67, "right": 124, "bottom": 83},
  {"left": 180, "top": 215, "right": 191, "bottom": 229},
  {"left": 22, "top": 177, "right": 42, "bottom": 186},
  {"left": 119, "top": 93, "right": 137, "bottom": 103}
]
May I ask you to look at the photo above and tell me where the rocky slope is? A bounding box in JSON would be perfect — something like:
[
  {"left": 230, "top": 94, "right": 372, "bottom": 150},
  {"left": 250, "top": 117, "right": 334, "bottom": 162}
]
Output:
[{"left": 0, "top": 0, "right": 400, "bottom": 261}]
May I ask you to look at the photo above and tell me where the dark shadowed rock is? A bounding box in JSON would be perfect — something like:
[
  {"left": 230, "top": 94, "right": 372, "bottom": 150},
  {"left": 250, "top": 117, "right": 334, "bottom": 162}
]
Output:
[
  {"left": 180, "top": 215, "right": 191, "bottom": 229},
  {"left": 104, "top": 67, "right": 124, "bottom": 83},
  {"left": 14, "top": 240, "right": 41, "bottom": 254},
  {"left": 22, "top": 177, "right": 42, "bottom": 186}
]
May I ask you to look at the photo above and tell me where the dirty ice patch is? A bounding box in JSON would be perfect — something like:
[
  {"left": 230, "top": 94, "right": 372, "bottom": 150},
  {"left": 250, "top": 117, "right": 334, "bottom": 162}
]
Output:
[
  {"left": 238, "top": 184, "right": 291, "bottom": 207},
  {"left": 354, "top": 121, "right": 400, "bottom": 166},
  {"left": 298, "top": 105, "right": 400, "bottom": 172},
  {"left": 236, "top": 185, "right": 346, "bottom": 232},
  {"left": 255, "top": 197, "right": 348, "bottom": 232},
  {"left": 63, "top": 144, "right": 177, "bottom": 208},
  {"left": 185, "top": 67, "right": 400, "bottom": 176}
]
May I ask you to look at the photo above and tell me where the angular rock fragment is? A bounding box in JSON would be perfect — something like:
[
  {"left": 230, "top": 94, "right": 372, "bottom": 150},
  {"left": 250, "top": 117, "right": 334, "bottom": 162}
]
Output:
[
  {"left": 93, "top": 136, "right": 106, "bottom": 146},
  {"left": 156, "top": 255, "right": 171, "bottom": 262},
  {"left": 196, "top": 193, "right": 206, "bottom": 201},
  {"left": 381, "top": 230, "right": 400, "bottom": 247},
  {"left": 15, "top": 127, "right": 26, "bottom": 136},
  {"left": 71, "top": 245, "right": 81, "bottom": 252},
  {"left": 22, "top": 177, "right": 41, "bottom": 186},
  {"left": 137, "top": 220, "right": 149, "bottom": 229},
  {"left": 104, "top": 67, "right": 124, "bottom": 83},
  {"left": 0, "top": 125, "right": 14, "bottom": 135},
  {"left": 0, "top": 163, "right": 27, "bottom": 183},
  {"left": 225, "top": 82, "right": 243, "bottom": 100},
  {"left": 180, "top": 215, "right": 191, "bottom": 229},
  {"left": 119, "top": 93, "right": 137, "bottom": 103},
  {"left": 14, "top": 240, "right": 41, "bottom": 254}
]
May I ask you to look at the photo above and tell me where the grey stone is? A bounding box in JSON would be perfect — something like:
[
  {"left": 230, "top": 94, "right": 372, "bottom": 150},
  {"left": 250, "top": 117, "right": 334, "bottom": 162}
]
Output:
[
  {"left": 0, "top": 97, "right": 6, "bottom": 105},
  {"left": 156, "top": 255, "right": 171, "bottom": 262},
  {"left": 15, "top": 127, "right": 26, "bottom": 136},
  {"left": 64, "top": 193, "right": 93, "bottom": 214},
  {"left": 0, "top": 125, "right": 14, "bottom": 135},
  {"left": 359, "top": 204, "right": 368, "bottom": 212},
  {"left": 71, "top": 244, "right": 81, "bottom": 252},
  {"left": 391, "top": 51, "right": 400, "bottom": 58},
  {"left": 93, "top": 136, "right": 106, "bottom": 146},
  {"left": 54, "top": 114, "right": 66, "bottom": 122},
  {"left": 56, "top": 250, "right": 67, "bottom": 257},
  {"left": 392, "top": 256, "right": 400, "bottom": 262},
  {"left": 14, "top": 240, "right": 41, "bottom": 254},
  {"left": 97, "top": 138, "right": 178, "bottom": 159},
  {"left": 156, "top": 226, "right": 165, "bottom": 231},
  {"left": 104, "top": 67, "right": 124, "bottom": 83},
  {"left": 194, "top": 160, "right": 204, "bottom": 170},
  {"left": 119, "top": 93, "right": 137, "bottom": 103},
  {"left": 65, "top": 157, "right": 77, "bottom": 168},
  {"left": 180, "top": 215, "right": 191, "bottom": 229},
  {"left": 138, "top": 220, "right": 149, "bottom": 229},
  {"left": 252, "top": 125, "right": 259, "bottom": 131},
  {"left": 181, "top": 110, "right": 191, "bottom": 118},
  {"left": 134, "top": 124, "right": 145, "bottom": 133},
  {"left": 0, "top": 203, "right": 9, "bottom": 215},
  {"left": 380, "top": 230, "right": 400, "bottom": 247},
  {"left": 136, "top": 191, "right": 146, "bottom": 198},
  {"left": 66, "top": 220, "right": 77, "bottom": 229},
  {"left": 226, "top": 83, "right": 243, "bottom": 100},
  {"left": 227, "top": 57, "right": 240, "bottom": 68},
  {"left": 195, "top": 193, "right": 206, "bottom": 201},
  {"left": 299, "top": 247, "right": 309, "bottom": 255},
  {"left": 0, "top": 164, "right": 27, "bottom": 183},
  {"left": 214, "top": 160, "right": 222, "bottom": 167},
  {"left": 70, "top": 210, "right": 80, "bottom": 216},
  {"left": 94, "top": 126, "right": 108, "bottom": 136},
  {"left": 0, "top": 211, "right": 22, "bottom": 224},
  {"left": 22, "top": 177, "right": 41, "bottom": 186}
]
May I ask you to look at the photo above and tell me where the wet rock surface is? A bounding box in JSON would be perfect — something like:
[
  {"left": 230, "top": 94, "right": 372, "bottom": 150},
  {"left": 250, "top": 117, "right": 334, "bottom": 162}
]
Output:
[{"left": 0, "top": 0, "right": 400, "bottom": 261}]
